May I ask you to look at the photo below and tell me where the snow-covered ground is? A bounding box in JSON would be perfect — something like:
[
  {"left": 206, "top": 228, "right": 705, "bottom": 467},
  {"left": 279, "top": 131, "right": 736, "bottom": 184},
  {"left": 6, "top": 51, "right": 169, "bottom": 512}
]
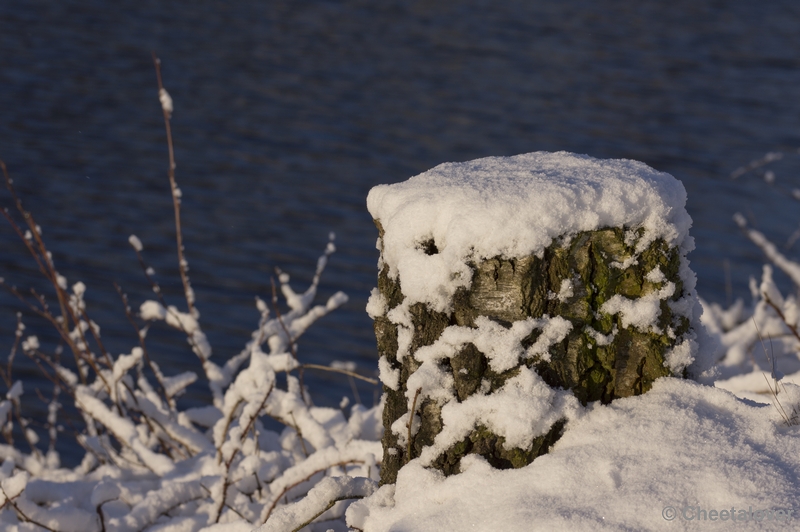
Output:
[
  {"left": 3, "top": 152, "right": 800, "bottom": 531},
  {"left": 349, "top": 378, "right": 800, "bottom": 532}
]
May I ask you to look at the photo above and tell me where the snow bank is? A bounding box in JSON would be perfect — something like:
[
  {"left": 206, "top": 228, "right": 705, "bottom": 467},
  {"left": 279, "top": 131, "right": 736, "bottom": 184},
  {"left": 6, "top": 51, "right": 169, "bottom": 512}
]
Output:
[
  {"left": 350, "top": 378, "right": 800, "bottom": 531},
  {"left": 368, "top": 151, "right": 693, "bottom": 311}
]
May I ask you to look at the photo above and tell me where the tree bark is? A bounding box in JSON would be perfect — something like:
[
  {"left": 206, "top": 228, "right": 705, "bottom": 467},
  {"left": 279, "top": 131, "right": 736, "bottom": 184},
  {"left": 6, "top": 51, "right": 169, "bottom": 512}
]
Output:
[{"left": 374, "top": 223, "right": 690, "bottom": 485}]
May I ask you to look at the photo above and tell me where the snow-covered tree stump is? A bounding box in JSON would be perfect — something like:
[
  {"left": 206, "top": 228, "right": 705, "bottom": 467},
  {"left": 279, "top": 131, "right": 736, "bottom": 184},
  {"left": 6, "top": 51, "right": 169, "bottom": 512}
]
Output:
[{"left": 367, "top": 152, "right": 708, "bottom": 485}]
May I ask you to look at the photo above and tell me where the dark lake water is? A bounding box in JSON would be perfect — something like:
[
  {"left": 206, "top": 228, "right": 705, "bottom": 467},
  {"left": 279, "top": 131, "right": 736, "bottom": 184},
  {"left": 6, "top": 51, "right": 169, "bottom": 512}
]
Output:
[{"left": 2, "top": 0, "right": 800, "bottom": 463}]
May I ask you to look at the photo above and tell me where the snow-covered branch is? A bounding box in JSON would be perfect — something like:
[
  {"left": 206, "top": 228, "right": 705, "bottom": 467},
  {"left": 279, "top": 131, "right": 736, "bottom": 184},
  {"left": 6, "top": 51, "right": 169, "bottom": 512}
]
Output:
[{"left": 0, "top": 71, "right": 381, "bottom": 531}]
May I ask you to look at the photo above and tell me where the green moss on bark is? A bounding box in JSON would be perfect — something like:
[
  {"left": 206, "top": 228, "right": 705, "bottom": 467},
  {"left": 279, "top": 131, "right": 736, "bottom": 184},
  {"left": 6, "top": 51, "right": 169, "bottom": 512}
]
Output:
[
  {"left": 430, "top": 421, "right": 567, "bottom": 476},
  {"left": 374, "top": 224, "right": 691, "bottom": 485}
]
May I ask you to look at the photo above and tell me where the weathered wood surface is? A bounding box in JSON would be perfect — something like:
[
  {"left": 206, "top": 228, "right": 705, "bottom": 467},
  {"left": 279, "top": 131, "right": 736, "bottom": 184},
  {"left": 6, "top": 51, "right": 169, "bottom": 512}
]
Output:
[{"left": 374, "top": 223, "right": 690, "bottom": 485}]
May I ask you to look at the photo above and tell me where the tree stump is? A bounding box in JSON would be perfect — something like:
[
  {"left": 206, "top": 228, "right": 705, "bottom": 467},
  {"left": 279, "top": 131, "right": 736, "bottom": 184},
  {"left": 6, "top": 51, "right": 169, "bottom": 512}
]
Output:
[{"left": 367, "top": 152, "right": 706, "bottom": 485}]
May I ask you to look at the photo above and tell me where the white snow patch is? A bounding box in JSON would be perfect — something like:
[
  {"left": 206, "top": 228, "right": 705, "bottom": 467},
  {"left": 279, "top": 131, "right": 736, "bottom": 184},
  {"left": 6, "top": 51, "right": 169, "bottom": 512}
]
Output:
[
  {"left": 548, "top": 279, "right": 574, "bottom": 302},
  {"left": 159, "top": 88, "right": 173, "bottom": 116},
  {"left": 610, "top": 256, "right": 638, "bottom": 269},
  {"left": 366, "top": 288, "right": 387, "bottom": 319},
  {"left": 525, "top": 317, "right": 573, "bottom": 362},
  {"left": 331, "top": 360, "right": 357, "bottom": 372},
  {"left": 416, "top": 366, "right": 580, "bottom": 466},
  {"left": 21, "top": 335, "right": 40, "bottom": 354},
  {"left": 601, "top": 282, "right": 676, "bottom": 334},
  {"left": 378, "top": 356, "right": 400, "bottom": 391},
  {"left": 585, "top": 325, "right": 618, "bottom": 346},
  {"left": 664, "top": 336, "right": 698, "bottom": 375},
  {"left": 0, "top": 471, "right": 28, "bottom": 505},
  {"left": 128, "top": 234, "right": 143, "bottom": 252},
  {"left": 645, "top": 266, "right": 666, "bottom": 283},
  {"left": 6, "top": 381, "right": 23, "bottom": 401}
]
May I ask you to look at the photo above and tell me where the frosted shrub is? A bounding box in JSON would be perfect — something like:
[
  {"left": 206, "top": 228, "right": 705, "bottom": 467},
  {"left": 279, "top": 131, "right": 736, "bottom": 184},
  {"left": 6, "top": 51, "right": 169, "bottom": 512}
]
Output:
[
  {"left": 707, "top": 150, "right": 800, "bottom": 422},
  {"left": 0, "top": 58, "right": 382, "bottom": 532}
]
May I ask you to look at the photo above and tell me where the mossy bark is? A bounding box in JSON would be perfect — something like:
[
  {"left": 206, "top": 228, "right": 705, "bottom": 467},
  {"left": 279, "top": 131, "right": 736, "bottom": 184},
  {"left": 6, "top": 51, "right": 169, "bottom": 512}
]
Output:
[{"left": 375, "top": 224, "right": 690, "bottom": 485}]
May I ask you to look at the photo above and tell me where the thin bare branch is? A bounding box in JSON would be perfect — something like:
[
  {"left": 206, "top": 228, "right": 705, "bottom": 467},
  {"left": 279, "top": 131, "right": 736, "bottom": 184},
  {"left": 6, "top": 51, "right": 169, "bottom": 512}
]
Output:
[
  {"left": 298, "top": 364, "right": 378, "bottom": 385},
  {"left": 762, "top": 294, "right": 800, "bottom": 343},
  {"left": 152, "top": 53, "right": 196, "bottom": 318},
  {"left": 271, "top": 278, "right": 298, "bottom": 360},
  {"left": 1, "top": 485, "right": 58, "bottom": 532},
  {"left": 114, "top": 283, "right": 172, "bottom": 408}
]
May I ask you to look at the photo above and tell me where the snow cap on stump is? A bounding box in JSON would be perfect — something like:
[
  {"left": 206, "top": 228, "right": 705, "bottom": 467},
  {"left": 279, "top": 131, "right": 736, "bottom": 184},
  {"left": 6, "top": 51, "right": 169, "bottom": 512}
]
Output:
[
  {"left": 367, "top": 151, "right": 711, "bottom": 485},
  {"left": 368, "top": 151, "right": 694, "bottom": 313}
]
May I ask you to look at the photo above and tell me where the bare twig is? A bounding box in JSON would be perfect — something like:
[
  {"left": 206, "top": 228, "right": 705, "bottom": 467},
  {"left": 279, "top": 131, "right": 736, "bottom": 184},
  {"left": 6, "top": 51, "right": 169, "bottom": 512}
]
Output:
[
  {"left": 0, "top": 313, "right": 23, "bottom": 388},
  {"left": 77, "top": 306, "right": 113, "bottom": 370},
  {"left": 198, "top": 482, "right": 249, "bottom": 524},
  {"left": 9, "top": 393, "right": 43, "bottom": 461},
  {"left": 213, "top": 382, "right": 275, "bottom": 523},
  {"left": 406, "top": 387, "right": 422, "bottom": 464},
  {"left": 2, "top": 283, "right": 111, "bottom": 396},
  {"left": 128, "top": 241, "right": 221, "bottom": 404},
  {"left": 271, "top": 278, "right": 309, "bottom": 405},
  {"left": 152, "top": 53, "right": 195, "bottom": 318},
  {"left": 289, "top": 411, "right": 309, "bottom": 458},
  {"left": 114, "top": 283, "right": 172, "bottom": 409},
  {"left": 1, "top": 485, "right": 58, "bottom": 532},
  {"left": 753, "top": 319, "right": 799, "bottom": 426},
  {"left": 271, "top": 278, "right": 298, "bottom": 360},
  {"left": 298, "top": 364, "right": 378, "bottom": 385},
  {"left": 762, "top": 294, "right": 800, "bottom": 343},
  {"left": 0, "top": 161, "right": 101, "bottom": 386},
  {"left": 215, "top": 397, "right": 244, "bottom": 465},
  {"left": 0, "top": 162, "right": 55, "bottom": 284},
  {"left": 730, "top": 150, "right": 786, "bottom": 179},
  {"left": 240, "top": 382, "right": 275, "bottom": 441}
]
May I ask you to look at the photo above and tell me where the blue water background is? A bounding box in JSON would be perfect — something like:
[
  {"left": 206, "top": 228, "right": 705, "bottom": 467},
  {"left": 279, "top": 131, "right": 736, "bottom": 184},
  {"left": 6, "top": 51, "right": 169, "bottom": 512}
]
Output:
[{"left": 1, "top": 1, "right": 800, "bottom": 463}]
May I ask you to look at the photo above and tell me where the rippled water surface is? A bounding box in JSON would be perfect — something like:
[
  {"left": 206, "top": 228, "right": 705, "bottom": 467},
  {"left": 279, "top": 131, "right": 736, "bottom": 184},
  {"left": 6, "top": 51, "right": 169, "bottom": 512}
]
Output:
[{"left": 1, "top": 0, "right": 800, "bottom": 461}]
